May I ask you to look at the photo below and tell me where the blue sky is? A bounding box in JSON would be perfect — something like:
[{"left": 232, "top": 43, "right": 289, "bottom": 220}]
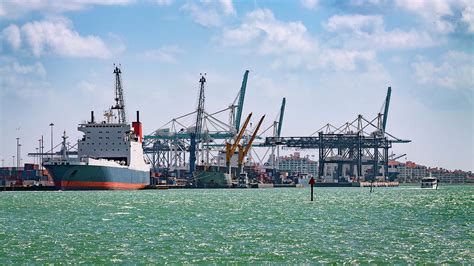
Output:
[{"left": 0, "top": 0, "right": 473, "bottom": 170}]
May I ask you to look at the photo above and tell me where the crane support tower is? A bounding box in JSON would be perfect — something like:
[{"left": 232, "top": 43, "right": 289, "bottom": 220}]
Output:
[
  {"left": 189, "top": 74, "right": 206, "bottom": 174},
  {"left": 111, "top": 64, "right": 127, "bottom": 124},
  {"left": 265, "top": 87, "right": 410, "bottom": 183}
]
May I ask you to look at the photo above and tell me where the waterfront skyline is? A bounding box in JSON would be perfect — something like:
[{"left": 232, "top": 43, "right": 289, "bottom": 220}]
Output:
[{"left": 0, "top": 0, "right": 473, "bottom": 170}]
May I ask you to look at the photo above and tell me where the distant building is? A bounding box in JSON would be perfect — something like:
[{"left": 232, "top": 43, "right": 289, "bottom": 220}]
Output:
[
  {"left": 276, "top": 152, "right": 318, "bottom": 177},
  {"left": 396, "top": 161, "right": 427, "bottom": 183},
  {"left": 388, "top": 160, "right": 473, "bottom": 183},
  {"left": 428, "top": 168, "right": 473, "bottom": 184}
]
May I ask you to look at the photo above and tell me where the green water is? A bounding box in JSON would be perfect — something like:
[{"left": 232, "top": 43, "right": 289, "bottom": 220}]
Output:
[{"left": 0, "top": 186, "right": 472, "bottom": 264}]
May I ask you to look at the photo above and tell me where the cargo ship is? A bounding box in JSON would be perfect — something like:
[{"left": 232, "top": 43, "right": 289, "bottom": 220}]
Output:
[
  {"left": 43, "top": 66, "right": 150, "bottom": 190},
  {"left": 194, "top": 166, "right": 232, "bottom": 188}
]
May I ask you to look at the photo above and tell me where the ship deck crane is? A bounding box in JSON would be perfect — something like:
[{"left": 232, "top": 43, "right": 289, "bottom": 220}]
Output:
[
  {"left": 237, "top": 115, "right": 265, "bottom": 186},
  {"left": 226, "top": 113, "right": 252, "bottom": 173},
  {"left": 238, "top": 115, "right": 265, "bottom": 168},
  {"left": 189, "top": 74, "right": 206, "bottom": 174},
  {"left": 111, "top": 64, "right": 127, "bottom": 124}
]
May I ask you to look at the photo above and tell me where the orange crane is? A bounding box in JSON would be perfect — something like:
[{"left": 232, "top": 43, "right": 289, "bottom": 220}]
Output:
[
  {"left": 238, "top": 115, "right": 265, "bottom": 174},
  {"left": 226, "top": 113, "right": 252, "bottom": 172}
]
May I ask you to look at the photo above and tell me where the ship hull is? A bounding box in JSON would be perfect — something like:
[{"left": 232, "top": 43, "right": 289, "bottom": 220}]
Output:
[
  {"left": 44, "top": 164, "right": 149, "bottom": 190},
  {"left": 194, "top": 171, "right": 232, "bottom": 188}
]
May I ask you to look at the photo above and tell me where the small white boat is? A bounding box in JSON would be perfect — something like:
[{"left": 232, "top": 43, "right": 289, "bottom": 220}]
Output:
[{"left": 421, "top": 176, "right": 439, "bottom": 189}]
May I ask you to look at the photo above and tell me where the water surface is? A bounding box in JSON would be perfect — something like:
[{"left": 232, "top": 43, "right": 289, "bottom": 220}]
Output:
[{"left": 0, "top": 186, "right": 472, "bottom": 263}]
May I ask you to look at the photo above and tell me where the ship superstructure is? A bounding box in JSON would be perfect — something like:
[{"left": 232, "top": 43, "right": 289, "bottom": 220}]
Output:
[{"left": 43, "top": 65, "right": 150, "bottom": 190}]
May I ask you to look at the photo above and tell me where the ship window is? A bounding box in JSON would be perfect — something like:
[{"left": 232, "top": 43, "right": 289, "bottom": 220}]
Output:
[
  {"left": 106, "top": 149, "right": 108, "bottom": 151},
  {"left": 94, "top": 149, "right": 96, "bottom": 151},
  {"left": 126, "top": 149, "right": 128, "bottom": 151},
  {"left": 100, "top": 149, "right": 103, "bottom": 151},
  {"left": 99, "top": 143, "right": 101, "bottom": 145},
  {"left": 87, "top": 137, "right": 90, "bottom": 139},
  {"left": 87, "top": 131, "right": 91, "bottom": 133},
  {"left": 106, "top": 131, "right": 109, "bottom": 133},
  {"left": 99, "top": 131, "right": 102, "bottom": 133}
]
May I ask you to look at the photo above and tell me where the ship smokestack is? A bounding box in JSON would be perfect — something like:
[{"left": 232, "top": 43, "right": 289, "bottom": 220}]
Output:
[
  {"left": 91, "top": 111, "right": 95, "bottom": 123},
  {"left": 132, "top": 110, "right": 143, "bottom": 142}
]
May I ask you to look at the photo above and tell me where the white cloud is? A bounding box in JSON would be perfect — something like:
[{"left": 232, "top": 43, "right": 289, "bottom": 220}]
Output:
[
  {"left": 2, "top": 24, "right": 21, "bottom": 50},
  {"left": 395, "top": 0, "right": 474, "bottom": 34},
  {"left": 323, "top": 14, "right": 437, "bottom": 50},
  {"left": 300, "top": 0, "right": 318, "bottom": 10},
  {"left": 136, "top": 45, "right": 185, "bottom": 63},
  {"left": 412, "top": 51, "right": 474, "bottom": 90},
  {"left": 219, "top": 0, "right": 236, "bottom": 15},
  {"left": 0, "top": 0, "right": 133, "bottom": 19},
  {"left": 0, "top": 56, "right": 51, "bottom": 98},
  {"left": 1, "top": 17, "right": 121, "bottom": 58},
  {"left": 181, "top": 0, "right": 235, "bottom": 27},
  {"left": 12, "top": 61, "right": 47, "bottom": 76},
  {"left": 462, "top": 5, "right": 474, "bottom": 32},
  {"left": 349, "top": 0, "right": 385, "bottom": 6},
  {"left": 310, "top": 49, "right": 376, "bottom": 71},
  {"left": 221, "top": 9, "right": 380, "bottom": 72},
  {"left": 181, "top": 2, "right": 222, "bottom": 27},
  {"left": 221, "top": 9, "right": 314, "bottom": 55},
  {"left": 395, "top": 0, "right": 453, "bottom": 17},
  {"left": 78, "top": 80, "right": 98, "bottom": 93},
  {"left": 324, "top": 14, "right": 383, "bottom": 32},
  {"left": 154, "top": 0, "right": 173, "bottom": 6}
]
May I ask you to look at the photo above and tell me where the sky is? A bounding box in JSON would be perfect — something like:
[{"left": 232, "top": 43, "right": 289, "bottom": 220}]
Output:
[{"left": 0, "top": 0, "right": 472, "bottom": 171}]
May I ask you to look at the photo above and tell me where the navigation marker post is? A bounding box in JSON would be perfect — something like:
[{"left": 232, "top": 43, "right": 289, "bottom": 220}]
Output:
[{"left": 309, "top": 177, "right": 315, "bottom": 201}]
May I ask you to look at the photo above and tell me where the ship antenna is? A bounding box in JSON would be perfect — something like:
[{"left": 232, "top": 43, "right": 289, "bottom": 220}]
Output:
[{"left": 111, "top": 64, "right": 127, "bottom": 124}]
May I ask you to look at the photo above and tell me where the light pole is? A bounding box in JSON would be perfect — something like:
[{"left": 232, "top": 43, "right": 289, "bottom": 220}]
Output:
[
  {"left": 16, "top": 137, "right": 20, "bottom": 167},
  {"left": 49, "top": 123, "right": 54, "bottom": 160},
  {"left": 12, "top": 156, "right": 15, "bottom": 167},
  {"left": 41, "top": 135, "right": 44, "bottom": 169}
]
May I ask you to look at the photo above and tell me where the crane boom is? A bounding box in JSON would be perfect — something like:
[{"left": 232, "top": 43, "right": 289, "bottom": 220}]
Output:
[
  {"left": 391, "top": 153, "right": 406, "bottom": 161},
  {"left": 277, "top": 97, "right": 286, "bottom": 137},
  {"left": 382, "top": 86, "right": 391, "bottom": 133},
  {"left": 239, "top": 115, "right": 265, "bottom": 164},
  {"left": 226, "top": 113, "right": 252, "bottom": 163},
  {"left": 235, "top": 70, "right": 249, "bottom": 132}
]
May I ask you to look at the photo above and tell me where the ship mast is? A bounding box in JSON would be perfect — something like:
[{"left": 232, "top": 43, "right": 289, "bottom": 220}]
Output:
[{"left": 111, "top": 64, "right": 127, "bottom": 124}]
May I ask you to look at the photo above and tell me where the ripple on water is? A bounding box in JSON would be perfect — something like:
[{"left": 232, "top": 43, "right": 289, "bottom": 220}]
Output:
[{"left": 0, "top": 186, "right": 472, "bottom": 263}]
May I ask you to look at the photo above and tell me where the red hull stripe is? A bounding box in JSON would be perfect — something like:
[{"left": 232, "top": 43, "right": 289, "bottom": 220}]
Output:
[{"left": 59, "top": 181, "right": 147, "bottom": 190}]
